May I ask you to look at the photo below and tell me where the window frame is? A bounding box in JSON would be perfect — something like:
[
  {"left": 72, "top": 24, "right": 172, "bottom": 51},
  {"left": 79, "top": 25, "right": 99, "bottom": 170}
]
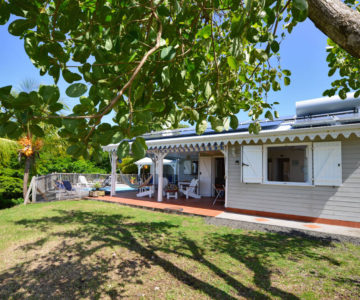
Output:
[{"left": 262, "top": 142, "right": 313, "bottom": 186}]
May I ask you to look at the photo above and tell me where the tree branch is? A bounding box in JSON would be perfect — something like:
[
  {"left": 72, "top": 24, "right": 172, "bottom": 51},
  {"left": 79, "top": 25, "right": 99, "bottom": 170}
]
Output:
[{"left": 308, "top": 0, "right": 360, "bottom": 58}]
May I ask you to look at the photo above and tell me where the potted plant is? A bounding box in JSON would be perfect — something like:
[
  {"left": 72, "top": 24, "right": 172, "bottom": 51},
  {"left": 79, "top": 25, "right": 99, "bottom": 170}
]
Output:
[
  {"left": 130, "top": 176, "right": 136, "bottom": 184},
  {"left": 89, "top": 182, "right": 104, "bottom": 197}
]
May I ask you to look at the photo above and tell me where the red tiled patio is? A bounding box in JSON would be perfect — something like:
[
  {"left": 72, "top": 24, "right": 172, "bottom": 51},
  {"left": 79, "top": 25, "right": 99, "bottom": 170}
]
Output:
[{"left": 86, "top": 191, "right": 225, "bottom": 217}]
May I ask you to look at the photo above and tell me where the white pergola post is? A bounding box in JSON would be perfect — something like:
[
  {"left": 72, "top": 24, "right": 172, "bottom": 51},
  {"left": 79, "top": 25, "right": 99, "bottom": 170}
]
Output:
[
  {"left": 110, "top": 151, "right": 117, "bottom": 197},
  {"left": 220, "top": 144, "right": 228, "bottom": 207},
  {"left": 153, "top": 152, "right": 167, "bottom": 202}
]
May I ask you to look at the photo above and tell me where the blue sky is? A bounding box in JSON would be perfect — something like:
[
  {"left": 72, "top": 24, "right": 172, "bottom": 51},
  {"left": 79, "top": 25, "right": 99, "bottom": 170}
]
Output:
[{"left": 0, "top": 18, "right": 335, "bottom": 124}]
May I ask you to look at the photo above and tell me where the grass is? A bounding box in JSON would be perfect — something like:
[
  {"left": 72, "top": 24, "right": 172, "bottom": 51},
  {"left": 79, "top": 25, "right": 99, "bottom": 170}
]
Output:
[{"left": 0, "top": 200, "right": 359, "bottom": 299}]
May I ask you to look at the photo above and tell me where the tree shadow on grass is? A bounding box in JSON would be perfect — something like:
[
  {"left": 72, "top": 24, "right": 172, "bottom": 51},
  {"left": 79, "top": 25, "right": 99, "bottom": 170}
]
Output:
[
  {"left": 149, "top": 230, "right": 341, "bottom": 299},
  {"left": 0, "top": 209, "right": 259, "bottom": 299},
  {"left": 1, "top": 209, "right": 341, "bottom": 299},
  {"left": 202, "top": 230, "right": 340, "bottom": 299}
]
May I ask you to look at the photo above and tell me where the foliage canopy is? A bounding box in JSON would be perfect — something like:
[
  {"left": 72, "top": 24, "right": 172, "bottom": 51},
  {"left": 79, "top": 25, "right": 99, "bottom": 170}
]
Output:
[{"left": 0, "top": 0, "right": 359, "bottom": 159}]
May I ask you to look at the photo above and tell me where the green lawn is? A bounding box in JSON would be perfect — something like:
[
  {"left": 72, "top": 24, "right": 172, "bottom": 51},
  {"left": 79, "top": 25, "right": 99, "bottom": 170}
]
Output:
[{"left": 0, "top": 201, "right": 359, "bottom": 299}]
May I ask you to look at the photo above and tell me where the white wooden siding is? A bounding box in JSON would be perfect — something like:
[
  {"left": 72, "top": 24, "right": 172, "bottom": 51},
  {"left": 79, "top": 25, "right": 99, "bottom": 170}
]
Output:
[{"left": 227, "top": 139, "right": 360, "bottom": 222}]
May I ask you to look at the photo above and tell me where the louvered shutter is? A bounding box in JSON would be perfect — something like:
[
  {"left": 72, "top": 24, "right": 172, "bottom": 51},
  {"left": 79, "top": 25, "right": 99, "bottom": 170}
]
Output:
[
  {"left": 242, "top": 145, "right": 262, "bottom": 183},
  {"left": 313, "top": 142, "right": 342, "bottom": 186}
]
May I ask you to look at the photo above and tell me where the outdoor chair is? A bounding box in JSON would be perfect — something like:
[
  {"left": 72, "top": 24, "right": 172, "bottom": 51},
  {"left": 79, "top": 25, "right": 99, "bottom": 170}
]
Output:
[
  {"left": 77, "top": 175, "right": 92, "bottom": 188},
  {"left": 212, "top": 184, "right": 225, "bottom": 206},
  {"left": 136, "top": 185, "right": 154, "bottom": 198},
  {"left": 62, "top": 180, "right": 78, "bottom": 196},
  {"left": 179, "top": 178, "right": 201, "bottom": 200}
]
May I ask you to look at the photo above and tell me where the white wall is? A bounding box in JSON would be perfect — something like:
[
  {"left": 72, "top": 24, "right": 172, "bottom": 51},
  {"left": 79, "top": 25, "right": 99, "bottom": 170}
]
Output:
[{"left": 227, "top": 138, "right": 360, "bottom": 222}]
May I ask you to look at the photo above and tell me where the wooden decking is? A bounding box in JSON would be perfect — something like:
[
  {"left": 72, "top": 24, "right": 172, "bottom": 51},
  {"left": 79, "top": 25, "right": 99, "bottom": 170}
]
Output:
[{"left": 87, "top": 191, "right": 225, "bottom": 217}]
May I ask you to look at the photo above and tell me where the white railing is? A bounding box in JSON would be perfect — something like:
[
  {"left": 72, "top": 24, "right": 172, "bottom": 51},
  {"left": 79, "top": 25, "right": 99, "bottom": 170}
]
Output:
[{"left": 25, "top": 173, "right": 139, "bottom": 203}]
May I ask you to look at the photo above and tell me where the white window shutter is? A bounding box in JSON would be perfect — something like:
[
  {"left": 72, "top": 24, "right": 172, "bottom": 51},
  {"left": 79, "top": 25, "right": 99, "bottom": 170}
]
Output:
[
  {"left": 242, "top": 145, "right": 262, "bottom": 183},
  {"left": 313, "top": 142, "right": 342, "bottom": 186}
]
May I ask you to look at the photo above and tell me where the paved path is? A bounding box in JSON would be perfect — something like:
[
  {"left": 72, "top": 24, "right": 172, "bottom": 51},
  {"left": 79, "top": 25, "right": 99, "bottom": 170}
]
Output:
[
  {"left": 89, "top": 196, "right": 360, "bottom": 243},
  {"left": 215, "top": 212, "right": 360, "bottom": 238}
]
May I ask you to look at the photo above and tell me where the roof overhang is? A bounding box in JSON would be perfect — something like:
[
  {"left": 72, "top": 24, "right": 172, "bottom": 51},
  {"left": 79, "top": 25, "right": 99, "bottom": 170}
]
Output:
[{"left": 102, "top": 123, "right": 360, "bottom": 152}]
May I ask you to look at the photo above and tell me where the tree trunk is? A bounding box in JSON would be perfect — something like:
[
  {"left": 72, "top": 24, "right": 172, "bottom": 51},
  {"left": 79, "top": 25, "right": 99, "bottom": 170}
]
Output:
[
  {"left": 23, "top": 157, "right": 31, "bottom": 200},
  {"left": 308, "top": 0, "right": 360, "bottom": 59}
]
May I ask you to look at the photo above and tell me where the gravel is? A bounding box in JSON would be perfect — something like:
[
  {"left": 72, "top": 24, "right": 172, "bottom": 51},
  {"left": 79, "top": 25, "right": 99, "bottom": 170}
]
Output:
[{"left": 205, "top": 217, "right": 360, "bottom": 245}]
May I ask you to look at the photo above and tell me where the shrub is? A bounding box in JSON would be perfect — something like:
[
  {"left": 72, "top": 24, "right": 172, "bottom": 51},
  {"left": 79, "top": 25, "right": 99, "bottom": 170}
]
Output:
[
  {"left": 0, "top": 175, "right": 23, "bottom": 209},
  {"left": 119, "top": 157, "right": 138, "bottom": 174},
  {"left": 36, "top": 156, "right": 107, "bottom": 175}
]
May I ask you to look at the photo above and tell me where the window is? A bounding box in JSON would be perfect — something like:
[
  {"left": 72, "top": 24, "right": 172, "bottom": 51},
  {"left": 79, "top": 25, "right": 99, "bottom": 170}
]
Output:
[
  {"left": 263, "top": 143, "right": 312, "bottom": 185},
  {"left": 242, "top": 142, "right": 342, "bottom": 186}
]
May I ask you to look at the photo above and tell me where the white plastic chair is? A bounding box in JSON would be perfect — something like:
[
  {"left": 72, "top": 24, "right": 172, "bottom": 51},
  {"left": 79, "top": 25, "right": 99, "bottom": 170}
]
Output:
[
  {"left": 78, "top": 175, "right": 91, "bottom": 188},
  {"left": 179, "top": 178, "right": 201, "bottom": 200},
  {"left": 136, "top": 185, "right": 154, "bottom": 198}
]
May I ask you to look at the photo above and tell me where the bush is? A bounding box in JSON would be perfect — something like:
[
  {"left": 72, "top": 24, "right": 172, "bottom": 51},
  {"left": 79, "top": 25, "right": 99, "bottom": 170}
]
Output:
[
  {"left": 0, "top": 175, "right": 23, "bottom": 209},
  {"left": 36, "top": 156, "right": 107, "bottom": 175},
  {"left": 119, "top": 157, "right": 138, "bottom": 174}
]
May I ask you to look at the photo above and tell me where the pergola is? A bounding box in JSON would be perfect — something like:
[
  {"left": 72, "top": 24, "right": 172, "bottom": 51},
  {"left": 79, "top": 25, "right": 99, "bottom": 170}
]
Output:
[{"left": 134, "top": 157, "right": 177, "bottom": 180}]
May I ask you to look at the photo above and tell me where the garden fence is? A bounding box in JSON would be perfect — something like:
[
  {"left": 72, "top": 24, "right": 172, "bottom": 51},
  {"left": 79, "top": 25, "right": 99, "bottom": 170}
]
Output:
[{"left": 25, "top": 173, "right": 139, "bottom": 203}]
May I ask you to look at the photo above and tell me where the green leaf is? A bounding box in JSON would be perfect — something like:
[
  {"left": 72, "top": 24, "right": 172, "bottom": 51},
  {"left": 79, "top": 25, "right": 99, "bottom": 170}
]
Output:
[
  {"left": 160, "top": 46, "right": 176, "bottom": 60},
  {"left": 0, "top": 85, "right": 12, "bottom": 99},
  {"left": 63, "top": 69, "right": 82, "bottom": 83},
  {"left": 39, "top": 85, "right": 60, "bottom": 103},
  {"left": 131, "top": 137, "right": 147, "bottom": 160},
  {"left": 4, "top": 122, "right": 18, "bottom": 135},
  {"left": 13, "top": 92, "right": 31, "bottom": 108},
  {"left": 354, "top": 90, "right": 360, "bottom": 98},
  {"left": 248, "top": 122, "right": 261, "bottom": 134},
  {"left": 230, "top": 115, "right": 239, "bottom": 130},
  {"left": 282, "top": 69, "right": 291, "bottom": 76},
  {"left": 328, "top": 68, "right": 336, "bottom": 77},
  {"left": 284, "top": 77, "right": 291, "bottom": 86},
  {"left": 196, "top": 25, "right": 211, "bottom": 39},
  {"left": 204, "top": 82, "right": 212, "bottom": 99},
  {"left": 189, "top": 109, "right": 199, "bottom": 121},
  {"left": 274, "top": 111, "right": 279, "bottom": 118},
  {"left": 270, "top": 40, "right": 279, "bottom": 53},
  {"left": 49, "top": 65, "right": 60, "bottom": 83},
  {"left": 272, "top": 81, "right": 281, "bottom": 91},
  {"left": 292, "top": 0, "right": 308, "bottom": 22},
  {"left": 161, "top": 66, "right": 170, "bottom": 86},
  {"left": 265, "top": 110, "right": 273, "bottom": 121},
  {"left": 4, "top": 122, "right": 21, "bottom": 139},
  {"left": 66, "top": 83, "right": 87, "bottom": 98},
  {"left": 339, "top": 89, "right": 347, "bottom": 100},
  {"left": 293, "top": 0, "right": 308, "bottom": 12},
  {"left": 8, "top": 19, "right": 34, "bottom": 36},
  {"left": 49, "top": 103, "right": 63, "bottom": 113},
  {"left": 30, "top": 124, "right": 45, "bottom": 137},
  {"left": 117, "top": 141, "right": 130, "bottom": 159},
  {"left": 66, "top": 144, "right": 82, "bottom": 156},
  {"left": 210, "top": 117, "right": 224, "bottom": 132},
  {"left": 62, "top": 118, "right": 80, "bottom": 132},
  {"left": 227, "top": 56, "right": 238, "bottom": 71},
  {"left": 105, "top": 38, "right": 113, "bottom": 51},
  {"left": 196, "top": 120, "right": 208, "bottom": 135},
  {"left": 112, "top": 132, "right": 124, "bottom": 144},
  {"left": 0, "top": 2, "right": 10, "bottom": 25}
]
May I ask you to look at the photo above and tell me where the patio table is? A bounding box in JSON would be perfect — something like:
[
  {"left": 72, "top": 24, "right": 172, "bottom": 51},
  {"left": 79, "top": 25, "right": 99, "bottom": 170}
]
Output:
[{"left": 165, "top": 189, "right": 178, "bottom": 200}]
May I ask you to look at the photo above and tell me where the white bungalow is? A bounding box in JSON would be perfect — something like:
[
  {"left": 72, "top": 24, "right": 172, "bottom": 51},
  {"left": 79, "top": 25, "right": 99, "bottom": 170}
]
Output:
[{"left": 103, "top": 94, "right": 360, "bottom": 228}]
